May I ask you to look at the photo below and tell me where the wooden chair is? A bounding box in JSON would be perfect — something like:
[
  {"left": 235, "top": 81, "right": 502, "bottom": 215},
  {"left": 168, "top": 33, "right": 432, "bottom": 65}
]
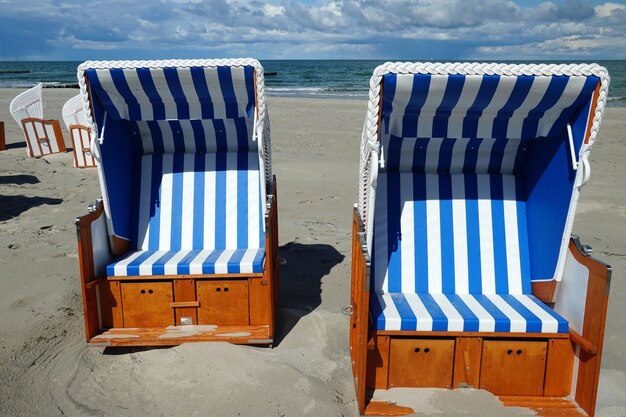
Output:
[
  {"left": 75, "top": 59, "right": 279, "bottom": 347},
  {"left": 62, "top": 94, "right": 96, "bottom": 168},
  {"left": 9, "top": 83, "right": 66, "bottom": 157},
  {"left": 0, "top": 121, "right": 5, "bottom": 151},
  {"left": 349, "top": 62, "right": 611, "bottom": 416}
]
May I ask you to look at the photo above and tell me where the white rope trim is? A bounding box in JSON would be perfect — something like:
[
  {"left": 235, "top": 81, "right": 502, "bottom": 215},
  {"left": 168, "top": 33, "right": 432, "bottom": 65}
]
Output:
[
  {"left": 358, "top": 62, "right": 610, "bottom": 252},
  {"left": 77, "top": 58, "right": 272, "bottom": 184}
]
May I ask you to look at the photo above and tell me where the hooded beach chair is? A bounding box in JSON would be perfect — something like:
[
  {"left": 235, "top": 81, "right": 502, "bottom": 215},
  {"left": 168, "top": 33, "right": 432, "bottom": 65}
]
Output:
[
  {"left": 75, "top": 59, "right": 279, "bottom": 346},
  {"left": 349, "top": 62, "right": 611, "bottom": 416},
  {"left": 62, "top": 94, "right": 96, "bottom": 168},
  {"left": 9, "top": 83, "right": 66, "bottom": 157}
]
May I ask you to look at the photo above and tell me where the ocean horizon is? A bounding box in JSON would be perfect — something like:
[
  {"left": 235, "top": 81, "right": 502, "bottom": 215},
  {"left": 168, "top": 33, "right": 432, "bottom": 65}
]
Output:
[{"left": 1, "top": 59, "right": 624, "bottom": 106}]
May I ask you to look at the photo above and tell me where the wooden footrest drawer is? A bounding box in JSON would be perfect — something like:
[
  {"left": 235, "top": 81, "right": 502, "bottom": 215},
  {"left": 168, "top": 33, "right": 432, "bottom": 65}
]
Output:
[
  {"left": 480, "top": 340, "right": 547, "bottom": 396},
  {"left": 389, "top": 338, "right": 455, "bottom": 388}
]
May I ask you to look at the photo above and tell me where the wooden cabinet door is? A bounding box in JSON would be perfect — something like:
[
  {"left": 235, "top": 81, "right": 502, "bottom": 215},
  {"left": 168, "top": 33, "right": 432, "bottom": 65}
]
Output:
[
  {"left": 480, "top": 340, "right": 547, "bottom": 396},
  {"left": 388, "top": 338, "right": 455, "bottom": 388},
  {"left": 121, "top": 282, "right": 174, "bottom": 328},
  {"left": 197, "top": 280, "right": 249, "bottom": 326}
]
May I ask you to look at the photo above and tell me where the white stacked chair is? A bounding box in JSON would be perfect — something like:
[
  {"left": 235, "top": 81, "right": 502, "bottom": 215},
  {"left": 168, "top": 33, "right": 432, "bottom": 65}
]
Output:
[
  {"left": 75, "top": 59, "right": 279, "bottom": 347},
  {"left": 349, "top": 62, "right": 611, "bottom": 417},
  {"left": 62, "top": 94, "right": 96, "bottom": 168},
  {"left": 9, "top": 83, "right": 66, "bottom": 157}
]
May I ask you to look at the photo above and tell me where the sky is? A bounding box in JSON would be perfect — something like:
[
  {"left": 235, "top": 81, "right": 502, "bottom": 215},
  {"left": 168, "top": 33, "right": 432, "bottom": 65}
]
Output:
[{"left": 0, "top": 0, "right": 625, "bottom": 60}]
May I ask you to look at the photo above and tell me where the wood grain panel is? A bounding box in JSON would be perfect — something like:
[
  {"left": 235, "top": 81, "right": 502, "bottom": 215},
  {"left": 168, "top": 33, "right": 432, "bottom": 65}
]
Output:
[
  {"left": 197, "top": 280, "right": 249, "bottom": 326},
  {"left": 453, "top": 337, "right": 483, "bottom": 388},
  {"left": 121, "top": 282, "right": 174, "bottom": 328},
  {"left": 480, "top": 340, "right": 547, "bottom": 396},
  {"left": 544, "top": 338, "right": 575, "bottom": 397},
  {"left": 389, "top": 338, "right": 455, "bottom": 388}
]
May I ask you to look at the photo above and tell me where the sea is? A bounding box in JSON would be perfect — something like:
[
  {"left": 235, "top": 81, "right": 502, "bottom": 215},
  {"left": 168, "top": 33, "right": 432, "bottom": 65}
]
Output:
[{"left": 1, "top": 60, "right": 624, "bottom": 106}]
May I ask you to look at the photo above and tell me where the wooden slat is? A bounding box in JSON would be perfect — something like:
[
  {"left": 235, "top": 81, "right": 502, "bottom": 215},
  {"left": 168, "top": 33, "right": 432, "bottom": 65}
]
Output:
[
  {"left": 89, "top": 325, "right": 272, "bottom": 346},
  {"left": 544, "top": 338, "right": 575, "bottom": 397},
  {"left": 173, "top": 279, "right": 197, "bottom": 325},
  {"left": 569, "top": 328, "right": 597, "bottom": 355},
  {"left": 452, "top": 337, "right": 482, "bottom": 388},
  {"left": 110, "top": 234, "right": 130, "bottom": 257},
  {"left": 169, "top": 301, "right": 199, "bottom": 308},
  {"left": 532, "top": 280, "right": 557, "bottom": 303},
  {"left": 366, "top": 335, "right": 390, "bottom": 390},
  {"left": 99, "top": 280, "right": 123, "bottom": 329},
  {"left": 499, "top": 396, "right": 585, "bottom": 417},
  {"left": 568, "top": 238, "right": 611, "bottom": 417},
  {"left": 76, "top": 203, "right": 102, "bottom": 341},
  {"left": 350, "top": 207, "right": 371, "bottom": 413},
  {"left": 0, "top": 121, "right": 5, "bottom": 151},
  {"left": 249, "top": 275, "right": 270, "bottom": 327},
  {"left": 363, "top": 401, "right": 414, "bottom": 416},
  {"left": 584, "top": 83, "right": 602, "bottom": 145}
]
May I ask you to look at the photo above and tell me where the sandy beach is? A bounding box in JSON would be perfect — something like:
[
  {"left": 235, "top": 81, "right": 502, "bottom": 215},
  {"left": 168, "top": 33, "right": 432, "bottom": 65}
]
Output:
[{"left": 0, "top": 88, "right": 624, "bottom": 417}]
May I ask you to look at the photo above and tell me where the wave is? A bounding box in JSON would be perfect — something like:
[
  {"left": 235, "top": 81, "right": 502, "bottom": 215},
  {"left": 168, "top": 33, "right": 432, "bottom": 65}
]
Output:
[
  {"left": 0, "top": 81, "right": 79, "bottom": 89},
  {"left": 266, "top": 86, "right": 368, "bottom": 98}
]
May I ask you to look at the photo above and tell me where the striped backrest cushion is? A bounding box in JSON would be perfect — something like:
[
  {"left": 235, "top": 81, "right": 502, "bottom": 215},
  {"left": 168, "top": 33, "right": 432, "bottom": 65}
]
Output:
[
  {"left": 372, "top": 171, "right": 531, "bottom": 296},
  {"left": 381, "top": 73, "right": 599, "bottom": 141},
  {"left": 132, "top": 152, "right": 263, "bottom": 251},
  {"left": 85, "top": 65, "right": 256, "bottom": 121},
  {"left": 383, "top": 137, "right": 529, "bottom": 175},
  {"left": 131, "top": 117, "right": 256, "bottom": 154}
]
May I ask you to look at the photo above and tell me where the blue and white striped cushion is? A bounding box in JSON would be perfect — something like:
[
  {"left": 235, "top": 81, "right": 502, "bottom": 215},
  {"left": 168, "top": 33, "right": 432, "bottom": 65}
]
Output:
[
  {"left": 131, "top": 152, "right": 263, "bottom": 252},
  {"left": 372, "top": 172, "right": 531, "bottom": 295},
  {"left": 371, "top": 292, "right": 568, "bottom": 333},
  {"left": 383, "top": 136, "right": 529, "bottom": 174},
  {"left": 132, "top": 117, "right": 256, "bottom": 154},
  {"left": 107, "top": 248, "right": 265, "bottom": 276},
  {"left": 85, "top": 65, "right": 256, "bottom": 121},
  {"left": 381, "top": 73, "right": 599, "bottom": 140},
  {"left": 107, "top": 152, "right": 264, "bottom": 277}
]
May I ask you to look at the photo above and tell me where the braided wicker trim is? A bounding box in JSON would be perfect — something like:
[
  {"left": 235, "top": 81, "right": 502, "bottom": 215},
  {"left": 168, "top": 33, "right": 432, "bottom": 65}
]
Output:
[
  {"left": 358, "top": 62, "right": 610, "bottom": 246},
  {"left": 76, "top": 58, "right": 272, "bottom": 183}
]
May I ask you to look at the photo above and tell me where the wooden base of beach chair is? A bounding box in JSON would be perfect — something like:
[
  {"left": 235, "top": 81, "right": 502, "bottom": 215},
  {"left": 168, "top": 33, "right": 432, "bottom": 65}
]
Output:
[
  {"left": 364, "top": 396, "right": 588, "bottom": 417},
  {"left": 88, "top": 325, "right": 273, "bottom": 347},
  {"left": 360, "top": 328, "right": 603, "bottom": 416},
  {"left": 76, "top": 181, "right": 280, "bottom": 348},
  {"left": 366, "top": 333, "right": 571, "bottom": 393},
  {"left": 350, "top": 210, "right": 610, "bottom": 417},
  {"left": 21, "top": 118, "right": 66, "bottom": 158},
  {"left": 80, "top": 273, "right": 276, "bottom": 346},
  {"left": 68, "top": 124, "right": 96, "bottom": 168}
]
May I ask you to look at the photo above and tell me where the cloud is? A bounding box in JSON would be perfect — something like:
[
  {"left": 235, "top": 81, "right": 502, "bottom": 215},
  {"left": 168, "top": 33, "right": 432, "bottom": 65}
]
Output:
[
  {"left": 595, "top": 2, "right": 626, "bottom": 17},
  {"left": 0, "top": 0, "right": 624, "bottom": 60}
]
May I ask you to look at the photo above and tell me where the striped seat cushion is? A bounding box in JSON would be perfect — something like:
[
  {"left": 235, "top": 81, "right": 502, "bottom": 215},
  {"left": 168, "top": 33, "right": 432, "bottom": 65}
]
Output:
[
  {"left": 371, "top": 292, "right": 568, "bottom": 333},
  {"left": 131, "top": 152, "right": 263, "bottom": 251},
  {"left": 107, "top": 248, "right": 265, "bottom": 276},
  {"left": 370, "top": 164, "right": 568, "bottom": 333},
  {"left": 106, "top": 151, "right": 264, "bottom": 277},
  {"left": 372, "top": 171, "right": 531, "bottom": 295}
]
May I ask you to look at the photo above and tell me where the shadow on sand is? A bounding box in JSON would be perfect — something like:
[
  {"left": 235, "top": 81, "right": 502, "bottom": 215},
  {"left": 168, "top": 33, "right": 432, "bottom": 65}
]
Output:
[
  {"left": 0, "top": 195, "right": 62, "bottom": 221},
  {"left": 0, "top": 174, "right": 40, "bottom": 185},
  {"left": 274, "top": 241, "right": 345, "bottom": 346}
]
